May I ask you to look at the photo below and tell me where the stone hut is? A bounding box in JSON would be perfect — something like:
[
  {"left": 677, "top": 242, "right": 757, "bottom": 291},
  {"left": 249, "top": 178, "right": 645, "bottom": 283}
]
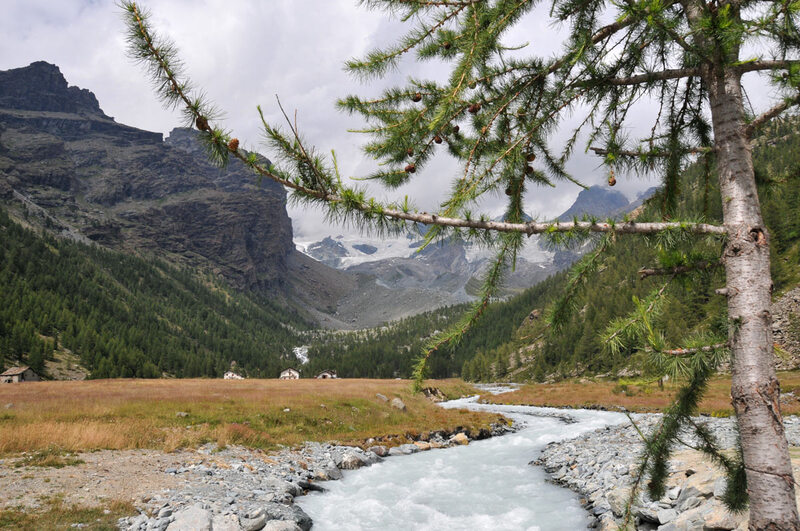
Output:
[
  {"left": 315, "top": 370, "right": 338, "bottom": 379},
  {"left": 1, "top": 366, "right": 41, "bottom": 383},
  {"left": 279, "top": 368, "right": 300, "bottom": 380}
]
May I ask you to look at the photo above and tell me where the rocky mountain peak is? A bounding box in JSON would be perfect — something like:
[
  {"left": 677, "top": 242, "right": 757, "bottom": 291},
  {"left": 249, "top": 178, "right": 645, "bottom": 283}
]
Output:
[
  {"left": 165, "top": 127, "right": 204, "bottom": 154},
  {"left": 557, "top": 185, "right": 629, "bottom": 220},
  {"left": 0, "top": 61, "right": 105, "bottom": 117}
]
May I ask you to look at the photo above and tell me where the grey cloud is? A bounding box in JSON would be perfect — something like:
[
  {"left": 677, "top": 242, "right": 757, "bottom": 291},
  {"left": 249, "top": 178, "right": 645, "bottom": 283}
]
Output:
[{"left": 0, "top": 1, "right": 781, "bottom": 241}]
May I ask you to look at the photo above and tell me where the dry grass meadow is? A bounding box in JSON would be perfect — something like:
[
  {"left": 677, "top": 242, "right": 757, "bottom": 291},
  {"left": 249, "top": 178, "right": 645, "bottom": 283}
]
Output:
[
  {"left": 5, "top": 372, "right": 800, "bottom": 458},
  {"left": 482, "top": 371, "right": 800, "bottom": 416},
  {"left": 0, "top": 378, "right": 496, "bottom": 456}
]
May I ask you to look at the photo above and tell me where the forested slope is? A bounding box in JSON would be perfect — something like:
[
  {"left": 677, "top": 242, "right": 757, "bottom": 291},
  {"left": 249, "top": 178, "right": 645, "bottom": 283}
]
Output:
[
  {"left": 462, "top": 117, "right": 800, "bottom": 382},
  {"left": 0, "top": 208, "right": 309, "bottom": 379}
]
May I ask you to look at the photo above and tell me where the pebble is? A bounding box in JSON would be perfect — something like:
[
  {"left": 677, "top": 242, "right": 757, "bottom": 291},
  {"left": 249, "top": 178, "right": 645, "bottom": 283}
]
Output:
[
  {"left": 534, "top": 413, "right": 800, "bottom": 530},
  {"left": 117, "top": 420, "right": 514, "bottom": 530}
]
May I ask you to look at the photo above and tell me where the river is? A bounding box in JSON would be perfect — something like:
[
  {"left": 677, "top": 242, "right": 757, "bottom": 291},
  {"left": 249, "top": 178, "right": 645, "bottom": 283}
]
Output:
[{"left": 298, "top": 393, "right": 631, "bottom": 530}]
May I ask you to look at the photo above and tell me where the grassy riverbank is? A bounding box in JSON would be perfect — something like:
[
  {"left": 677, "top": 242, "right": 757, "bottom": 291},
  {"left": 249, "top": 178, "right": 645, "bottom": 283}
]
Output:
[
  {"left": 481, "top": 371, "right": 800, "bottom": 416},
  {"left": 0, "top": 378, "right": 496, "bottom": 456}
]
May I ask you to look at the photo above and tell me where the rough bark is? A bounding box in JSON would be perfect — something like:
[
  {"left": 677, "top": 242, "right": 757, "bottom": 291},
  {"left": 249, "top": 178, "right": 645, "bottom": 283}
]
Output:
[
  {"left": 680, "top": 0, "right": 799, "bottom": 525},
  {"left": 706, "top": 58, "right": 800, "bottom": 531}
]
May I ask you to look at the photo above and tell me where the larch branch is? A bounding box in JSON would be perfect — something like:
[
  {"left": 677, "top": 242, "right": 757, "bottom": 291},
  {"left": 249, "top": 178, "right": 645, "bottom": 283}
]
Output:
[
  {"left": 661, "top": 342, "right": 729, "bottom": 356},
  {"left": 638, "top": 260, "right": 721, "bottom": 279},
  {"left": 735, "top": 60, "right": 800, "bottom": 75},
  {"left": 606, "top": 67, "right": 700, "bottom": 86},
  {"left": 745, "top": 92, "right": 800, "bottom": 139}
]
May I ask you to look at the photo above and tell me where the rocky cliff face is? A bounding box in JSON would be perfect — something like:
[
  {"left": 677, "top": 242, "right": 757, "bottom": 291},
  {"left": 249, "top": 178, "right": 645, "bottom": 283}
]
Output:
[
  {"left": 0, "top": 61, "right": 341, "bottom": 301},
  {"left": 556, "top": 185, "right": 630, "bottom": 220}
]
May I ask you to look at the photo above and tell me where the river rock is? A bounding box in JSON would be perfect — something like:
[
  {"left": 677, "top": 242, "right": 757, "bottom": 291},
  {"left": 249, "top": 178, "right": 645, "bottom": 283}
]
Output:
[
  {"left": 450, "top": 433, "right": 469, "bottom": 446},
  {"left": 702, "top": 500, "right": 742, "bottom": 530},
  {"left": 314, "top": 464, "right": 342, "bottom": 481},
  {"left": 262, "top": 521, "right": 302, "bottom": 531},
  {"left": 263, "top": 503, "right": 312, "bottom": 531},
  {"left": 211, "top": 513, "right": 242, "bottom": 531},
  {"left": 368, "top": 445, "right": 388, "bottom": 457},
  {"left": 241, "top": 513, "right": 267, "bottom": 531},
  {"left": 338, "top": 452, "right": 366, "bottom": 470},
  {"left": 390, "top": 398, "right": 406, "bottom": 411},
  {"left": 167, "top": 504, "right": 211, "bottom": 531},
  {"left": 606, "top": 487, "right": 631, "bottom": 517},
  {"left": 657, "top": 508, "right": 678, "bottom": 524}
]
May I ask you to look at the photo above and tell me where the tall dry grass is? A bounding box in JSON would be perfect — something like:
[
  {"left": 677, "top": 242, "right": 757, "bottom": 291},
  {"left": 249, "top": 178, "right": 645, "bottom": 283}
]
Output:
[
  {"left": 0, "top": 379, "right": 493, "bottom": 455},
  {"left": 482, "top": 371, "right": 800, "bottom": 416}
]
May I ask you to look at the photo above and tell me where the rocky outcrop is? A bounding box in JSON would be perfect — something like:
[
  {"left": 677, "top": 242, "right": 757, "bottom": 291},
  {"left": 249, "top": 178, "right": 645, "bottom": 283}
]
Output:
[
  {"left": 305, "top": 236, "right": 349, "bottom": 267},
  {"left": 556, "top": 185, "right": 630, "bottom": 220},
  {"left": 0, "top": 62, "right": 329, "bottom": 300},
  {"left": 0, "top": 61, "right": 104, "bottom": 117}
]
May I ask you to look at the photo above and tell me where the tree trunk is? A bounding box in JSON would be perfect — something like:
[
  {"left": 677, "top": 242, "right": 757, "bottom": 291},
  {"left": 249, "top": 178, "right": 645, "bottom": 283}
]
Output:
[{"left": 707, "top": 67, "right": 799, "bottom": 529}]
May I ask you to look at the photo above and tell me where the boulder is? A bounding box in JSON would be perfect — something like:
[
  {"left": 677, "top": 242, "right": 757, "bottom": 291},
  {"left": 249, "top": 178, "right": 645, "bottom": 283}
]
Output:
[
  {"left": 368, "top": 445, "right": 388, "bottom": 457},
  {"left": 450, "top": 433, "right": 469, "bottom": 446},
  {"left": 263, "top": 522, "right": 303, "bottom": 531},
  {"left": 241, "top": 514, "right": 267, "bottom": 531},
  {"left": 702, "top": 500, "right": 744, "bottom": 530},
  {"left": 375, "top": 393, "right": 388, "bottom": 402},
  {"left": 212, "top": 513, "right": 243, "bottom": 531},
  {"left": 657, "top": 508, "right": 678, "bottom": 524},
  {"left": 339, "top": 452, "right": 366, "bottom": 470},
  {"left": 166, "top": 504, "right": 212, "bottom": 531},
  {"left": 679, "top": 495, "right": 703, "bottom": 512},
  {"left": 606, "top": 487, "right": 631, "bottom": 517},
  {"left": 390, "top": 398, "right": 406, "bottom": 411},
  {"left": 314, "top": 464, "right": 342, "bottom": 481},
  {"left": 263, "top": 504, "right": 312, "bottom": 531}
]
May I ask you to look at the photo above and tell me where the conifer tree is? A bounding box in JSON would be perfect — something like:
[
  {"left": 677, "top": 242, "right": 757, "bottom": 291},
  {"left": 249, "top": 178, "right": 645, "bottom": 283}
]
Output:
[{"left": 122, "top": 0, "right": 800, "bottom": 526}]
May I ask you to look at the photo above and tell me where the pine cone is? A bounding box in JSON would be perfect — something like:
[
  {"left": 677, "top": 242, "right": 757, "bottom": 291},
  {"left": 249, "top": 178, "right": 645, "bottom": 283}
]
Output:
[
  {"left": 404, "top": 164, "right": 416, "bottom": 174},
  {"left": 195, "top": 116, "right": 209, "bottom": 132},
  {"left": 227, "top": 138, "right": 239, "bottom": 152},
  {"left": 412, "top": 92, "right": 422, "bottom": 103},
  {"left": 434, "top": 135, "right": 443, "bottom": 144}
]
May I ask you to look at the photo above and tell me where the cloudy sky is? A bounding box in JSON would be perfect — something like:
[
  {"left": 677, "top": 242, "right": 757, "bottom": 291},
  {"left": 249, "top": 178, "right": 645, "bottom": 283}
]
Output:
[{"left": 0, "top": 1, "right": 780, "bottom": 242}]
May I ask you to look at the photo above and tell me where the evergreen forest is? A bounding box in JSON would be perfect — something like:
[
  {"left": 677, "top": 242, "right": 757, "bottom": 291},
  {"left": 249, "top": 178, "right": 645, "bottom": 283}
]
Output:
[
  {"left": 2, "top": 118, "right": 799, "bottom": 382},
  {"left": 0, "top": 208, "right": 309, "bottom": 379}
]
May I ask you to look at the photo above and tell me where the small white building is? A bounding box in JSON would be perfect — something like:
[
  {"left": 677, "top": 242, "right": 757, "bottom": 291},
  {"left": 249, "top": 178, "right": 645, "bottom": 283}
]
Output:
[
  {"left": 223, "top": 371, "right": 244, "bottom": 380},
  {"left": 279, "top": 368, "right": 300, "bottom": 380},
  {"left": 1, "top": 366, "right": 41, "bottom": 383},
  {"left": 316, "top": 370, "right": 338, "bottom": 379}
]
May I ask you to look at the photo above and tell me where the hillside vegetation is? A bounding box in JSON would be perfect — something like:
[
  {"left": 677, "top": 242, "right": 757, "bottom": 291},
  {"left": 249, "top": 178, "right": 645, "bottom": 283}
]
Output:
[
  {"left": 462, "top": 116, "right": 800, "bottom": 382},
  {"left": 2, "top": 117, "right": 799, "bottom": 382},
  {"left": 0, "top": 208, "right": 309, "bottom": 379}
]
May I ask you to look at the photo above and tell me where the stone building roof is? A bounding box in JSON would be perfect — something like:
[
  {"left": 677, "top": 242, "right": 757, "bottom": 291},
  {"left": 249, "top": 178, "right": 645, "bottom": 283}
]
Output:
[{"left": 1, "top": 366, "right": 31, "bottom": 377}]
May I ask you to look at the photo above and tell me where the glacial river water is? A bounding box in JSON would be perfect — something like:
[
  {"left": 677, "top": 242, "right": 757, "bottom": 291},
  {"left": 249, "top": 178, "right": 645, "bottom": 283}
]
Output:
[{"left": 298, "top": 394, "right": 630, "bottom": 530}]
